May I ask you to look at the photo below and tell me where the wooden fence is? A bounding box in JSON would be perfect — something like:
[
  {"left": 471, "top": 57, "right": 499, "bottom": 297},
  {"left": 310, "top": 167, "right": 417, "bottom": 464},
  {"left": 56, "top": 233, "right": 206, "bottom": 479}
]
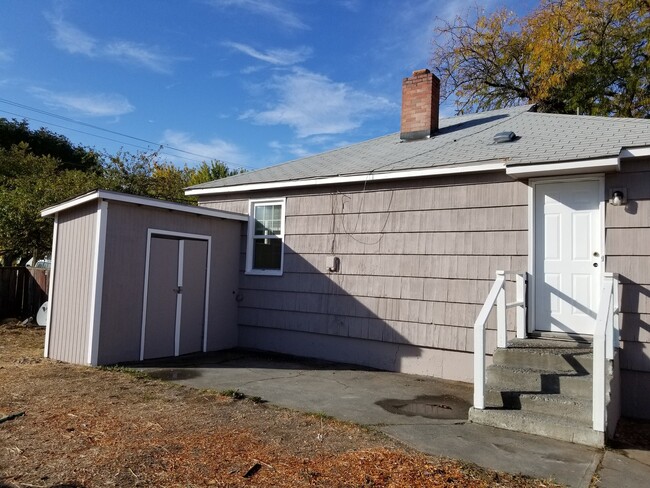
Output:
[{"left": 0, "top": 267, "right": 49, "bottom": 320}]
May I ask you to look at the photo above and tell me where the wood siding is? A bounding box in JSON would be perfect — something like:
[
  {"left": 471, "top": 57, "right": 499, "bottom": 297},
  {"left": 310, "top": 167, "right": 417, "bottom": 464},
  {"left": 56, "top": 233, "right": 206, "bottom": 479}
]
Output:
[
  {"left": 201, "top": 173, "right": 528, "bottom": 367},
  {"left": 97, "top": 201, "right": 241, "bottom": 364},
  {"left": 48, "top": 202, "right": 97, "bottom": 364},
  {"left": 606, "top": 159, "right": 650, "bottom": 410}
]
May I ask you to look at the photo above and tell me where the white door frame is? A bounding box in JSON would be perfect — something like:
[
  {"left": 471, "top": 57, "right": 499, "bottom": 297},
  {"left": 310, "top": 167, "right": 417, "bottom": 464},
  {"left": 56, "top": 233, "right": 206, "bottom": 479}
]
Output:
[
  {"left": 140, "top": 229, "right": 212, "bottom": 360},
  {"left": 527, "top": 175, "right": 605, "bottom": 334}
]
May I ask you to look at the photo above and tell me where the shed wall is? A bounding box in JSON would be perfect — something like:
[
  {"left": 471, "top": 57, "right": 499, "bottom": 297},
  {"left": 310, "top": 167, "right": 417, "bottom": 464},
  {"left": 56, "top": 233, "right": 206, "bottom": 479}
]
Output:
[
  {"left": 605, "top": 158, "right": 650, "bottom": 418},
  {"left": 48, "top": 202, "right": 98, "bottom": 364},
  {"left": 200, "top": 172, "right": 528, "bottom": 380},
  {"left": 96, "top": 201, "right": 241, "bottom": 364}
]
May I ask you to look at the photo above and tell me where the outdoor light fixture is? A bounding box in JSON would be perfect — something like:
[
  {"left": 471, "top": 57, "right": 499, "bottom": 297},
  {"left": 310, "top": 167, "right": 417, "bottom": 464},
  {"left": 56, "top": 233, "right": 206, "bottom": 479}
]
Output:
[{"left": 609, "top": 188, "right": 627, "bottom": 206}]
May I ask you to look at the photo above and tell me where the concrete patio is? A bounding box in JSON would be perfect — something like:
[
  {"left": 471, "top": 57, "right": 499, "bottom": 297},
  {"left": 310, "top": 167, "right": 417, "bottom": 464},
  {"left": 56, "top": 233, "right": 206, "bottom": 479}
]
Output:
[{"left": 133, "top": 349, "right": 650, "bottom": 488}]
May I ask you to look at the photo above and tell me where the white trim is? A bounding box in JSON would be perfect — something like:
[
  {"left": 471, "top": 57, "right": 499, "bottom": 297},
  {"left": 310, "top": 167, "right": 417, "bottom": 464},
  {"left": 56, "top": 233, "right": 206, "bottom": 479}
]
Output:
[
  {"left": 246, "top": 198, "right": 286, "bottom": 276},
  {"left": 139, "top": 230, "right": 154, "bottom": 361},
  {"left": 186, "top": 162, "right": 506, "bottom": 196},
  {"left": 174, "top": 240, "right": 184, "bottom": 357},
  {"left": 202, "top": 238, "right": 211, "bottom": 353},
  {"left": 527, "top": 184, "right": 535, "bottom": 334},
  {"left": 507, "top": 157, "right": 618, "bottom": 178},
  {"left": 528, "top": 175, "right": 605, "bottom": 334},
  {"left": 41, "top": 189, "right": 247, "bottom": 221},
  {"left": 43, "top": 215, "right": 58, "bottom": 358},
  {"left": 140, "top": 228, "right": 212, "bottom": 360},
  {"left": 620, "top": 146, "right": 650, "bottom": 158},
  {"left": 87, "top": 200, "right": 108, "bottom": 365}
]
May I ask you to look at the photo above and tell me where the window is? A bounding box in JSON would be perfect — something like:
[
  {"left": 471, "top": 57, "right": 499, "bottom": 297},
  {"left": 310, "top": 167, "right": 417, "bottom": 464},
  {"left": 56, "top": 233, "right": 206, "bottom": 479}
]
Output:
[{"left": 246, "top": 199, "right": 285, "bottom": 275}]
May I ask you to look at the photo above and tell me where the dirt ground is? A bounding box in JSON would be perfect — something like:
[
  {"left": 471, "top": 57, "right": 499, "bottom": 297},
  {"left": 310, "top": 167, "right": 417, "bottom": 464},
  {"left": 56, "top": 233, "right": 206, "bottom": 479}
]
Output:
[{"left": 0, "top": 324, "right": 562, "bottom": 487}]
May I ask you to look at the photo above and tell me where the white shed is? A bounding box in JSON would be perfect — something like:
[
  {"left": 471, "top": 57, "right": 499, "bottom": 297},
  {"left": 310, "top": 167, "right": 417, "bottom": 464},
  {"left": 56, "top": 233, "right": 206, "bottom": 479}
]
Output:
[{"left": 41, "top": 190, "right": 246, "bottom": 365}]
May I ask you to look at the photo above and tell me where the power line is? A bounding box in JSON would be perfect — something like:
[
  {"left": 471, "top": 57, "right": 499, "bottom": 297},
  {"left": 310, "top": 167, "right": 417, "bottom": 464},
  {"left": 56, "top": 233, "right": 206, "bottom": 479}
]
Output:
[
  {"left": 0, "top": 108, "right": 205, "bottom": 165},
  {"left": 0, "top": 97, "right": 252, "bottom": 168}
]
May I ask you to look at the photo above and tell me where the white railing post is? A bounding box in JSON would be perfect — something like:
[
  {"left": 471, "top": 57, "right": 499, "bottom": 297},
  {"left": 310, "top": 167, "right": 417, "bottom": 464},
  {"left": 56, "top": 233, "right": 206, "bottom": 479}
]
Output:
[
  {"left": 496, "top": 271, "right": 507, "bottom": 348},
  {"left": 515, "top": 273, "right": 526, "bottom": 339},
  {"left": 612, "top": 273, "right": 620, "bottom": 350},
  {"left": 474, "top": 316, "right": 486, "bottom": 409},
  {"left": 593, "top": 275, "right": 613, "bottom": 432},
  {"left": 473, "top": 271, "right": 507, "bottom": 410}
]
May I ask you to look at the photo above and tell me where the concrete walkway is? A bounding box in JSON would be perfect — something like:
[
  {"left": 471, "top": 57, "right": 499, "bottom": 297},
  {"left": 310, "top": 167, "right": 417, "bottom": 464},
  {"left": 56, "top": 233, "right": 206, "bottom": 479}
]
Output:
[{"left": 135, "top": 350, "right": 650, "bottom": 488}]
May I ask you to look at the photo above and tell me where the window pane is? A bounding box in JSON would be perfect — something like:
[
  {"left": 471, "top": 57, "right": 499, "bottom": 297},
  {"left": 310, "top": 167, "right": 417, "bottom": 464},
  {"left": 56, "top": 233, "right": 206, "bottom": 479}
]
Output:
[
  {"left": 253, "top": 204, "right": 282, "bottom": 236},
  {"left": 253, "top": 237, "right": 282, "bottom": 270}
]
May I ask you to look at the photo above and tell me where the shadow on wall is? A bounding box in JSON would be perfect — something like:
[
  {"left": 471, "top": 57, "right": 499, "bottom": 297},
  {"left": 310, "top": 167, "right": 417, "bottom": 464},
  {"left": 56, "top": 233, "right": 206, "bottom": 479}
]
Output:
[
  {"left": 619, "top": 276, "right": 650, "bottom": 418},
  {"left": 230, "top": 240, "right": 509, "bottom": 380}
]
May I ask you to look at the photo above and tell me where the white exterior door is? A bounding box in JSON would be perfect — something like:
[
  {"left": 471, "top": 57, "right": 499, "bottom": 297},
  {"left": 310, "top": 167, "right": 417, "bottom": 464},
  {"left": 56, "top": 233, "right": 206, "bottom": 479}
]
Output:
[{"left": 534, "top": 179, "right": 603, "bottom": 335}]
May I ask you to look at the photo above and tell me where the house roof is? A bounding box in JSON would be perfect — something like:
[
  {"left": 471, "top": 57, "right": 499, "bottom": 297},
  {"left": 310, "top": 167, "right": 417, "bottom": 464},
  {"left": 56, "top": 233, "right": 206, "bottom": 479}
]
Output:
[
  {"left": 187, "top": 105, "right": 650, "bottom": 195},
  {"left": 41, "top": 189, "right": 248, "bottom": 220}
]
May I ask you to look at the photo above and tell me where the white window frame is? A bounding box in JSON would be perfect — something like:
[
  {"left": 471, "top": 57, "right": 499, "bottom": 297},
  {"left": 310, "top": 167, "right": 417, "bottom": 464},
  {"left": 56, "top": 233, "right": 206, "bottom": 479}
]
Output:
[{"left": 246, "top": 198, "right": 286, "bottom": 276}]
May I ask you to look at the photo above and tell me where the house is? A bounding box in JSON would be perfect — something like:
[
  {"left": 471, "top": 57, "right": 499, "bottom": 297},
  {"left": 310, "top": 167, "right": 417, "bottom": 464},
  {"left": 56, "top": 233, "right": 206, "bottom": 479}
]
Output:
[{"left": 185, "top": 69, "right": 650, "bottom": 446}]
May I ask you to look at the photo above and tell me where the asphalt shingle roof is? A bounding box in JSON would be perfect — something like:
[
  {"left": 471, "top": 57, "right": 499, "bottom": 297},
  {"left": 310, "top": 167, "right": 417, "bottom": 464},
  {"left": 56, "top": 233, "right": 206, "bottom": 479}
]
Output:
[{"left": 189, "top": 105, "right": 650, "bottom": 191}]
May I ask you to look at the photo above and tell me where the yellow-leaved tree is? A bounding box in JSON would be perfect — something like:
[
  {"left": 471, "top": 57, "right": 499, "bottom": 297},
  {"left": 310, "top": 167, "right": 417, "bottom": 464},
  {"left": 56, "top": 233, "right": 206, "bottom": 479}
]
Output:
[{"left": 432, "top": 0, "right": 649, "bottom": 116}]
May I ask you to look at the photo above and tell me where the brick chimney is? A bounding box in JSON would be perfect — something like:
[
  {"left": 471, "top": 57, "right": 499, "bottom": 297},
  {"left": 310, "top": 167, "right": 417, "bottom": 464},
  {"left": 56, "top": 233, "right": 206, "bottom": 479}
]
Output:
[{"left": 400, "top": 69, "right": 440, "bottom": 141}]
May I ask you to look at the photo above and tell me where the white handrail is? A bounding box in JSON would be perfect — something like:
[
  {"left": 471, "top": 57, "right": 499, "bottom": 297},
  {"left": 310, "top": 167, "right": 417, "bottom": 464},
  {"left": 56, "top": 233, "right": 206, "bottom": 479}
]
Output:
[
  {"left": 593, "top": 272, "right": 620, "bottom": 432},
  {"left": 473, "top": 270, "right": 527, "bottom": 410}
]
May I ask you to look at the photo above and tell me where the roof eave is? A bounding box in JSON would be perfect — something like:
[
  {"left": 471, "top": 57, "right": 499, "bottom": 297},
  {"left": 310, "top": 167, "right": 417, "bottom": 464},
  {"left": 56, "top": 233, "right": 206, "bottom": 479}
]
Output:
[
  {"left": 185, "top": 161, "right": 507, "bottom": 196},
  {"left": 41, "top": 189, "right": 248, "bottom": 221}
]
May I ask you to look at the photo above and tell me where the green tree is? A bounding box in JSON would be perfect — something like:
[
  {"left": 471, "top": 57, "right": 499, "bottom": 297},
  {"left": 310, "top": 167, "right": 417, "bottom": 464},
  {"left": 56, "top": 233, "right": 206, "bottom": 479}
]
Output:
[
  {"left": 0, "top": 144, "right": 99, "bottom": 265},
  {"left": 101, "top": 151, "right": 244, "bottom": 203},
  {"left": 186, "top": 160, "right": 246, "bottom": 187},
  {"left": 0, "top": 118, "right": 101, "bottom": 171},
  {"left": 432, "top": 0, "right": 650, "bottom": 116}
]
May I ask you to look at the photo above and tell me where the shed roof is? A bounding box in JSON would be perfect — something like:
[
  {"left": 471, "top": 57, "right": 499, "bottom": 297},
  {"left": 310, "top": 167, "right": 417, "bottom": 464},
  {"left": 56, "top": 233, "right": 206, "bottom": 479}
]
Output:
[
  {"left": 41, "top": 190, "right": 248, "bottom": 220},
  {"left": 187, "top": 105, "right": 650, "bottom": 195}
]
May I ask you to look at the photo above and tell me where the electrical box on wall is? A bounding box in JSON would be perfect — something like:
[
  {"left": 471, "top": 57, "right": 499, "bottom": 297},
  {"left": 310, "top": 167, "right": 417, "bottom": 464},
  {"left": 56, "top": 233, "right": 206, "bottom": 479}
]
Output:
[{"left": 326, "top": 256, "right": 340, "bottom": 272}]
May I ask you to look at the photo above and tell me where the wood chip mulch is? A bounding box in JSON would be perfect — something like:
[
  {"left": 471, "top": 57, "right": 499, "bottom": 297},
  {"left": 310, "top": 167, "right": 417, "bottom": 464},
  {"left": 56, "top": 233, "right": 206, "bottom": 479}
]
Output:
[{"left": 0, "top": 324, "right": 561, "bottom": 487}]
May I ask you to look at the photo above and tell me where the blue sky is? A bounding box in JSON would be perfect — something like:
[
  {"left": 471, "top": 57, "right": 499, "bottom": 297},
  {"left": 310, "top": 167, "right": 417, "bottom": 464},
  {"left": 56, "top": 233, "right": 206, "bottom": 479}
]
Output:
[{"left": 0, "top": 0, "right": 537, "bottom": 171}]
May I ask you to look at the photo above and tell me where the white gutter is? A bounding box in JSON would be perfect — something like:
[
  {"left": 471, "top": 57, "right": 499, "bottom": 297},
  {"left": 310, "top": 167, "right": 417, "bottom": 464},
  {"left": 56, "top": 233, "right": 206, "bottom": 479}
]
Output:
[
  {"left": 506, "top": 157, "right": 620, "bottom": 178},
  {"left": 185, "top": 161, "right": 506, "bottom": 196},
  {"left": 42, "top": 190, "right": 247, "bottom": 221},
  {"left": 620, "top": 147, "right": 650, "bottom": 159}
]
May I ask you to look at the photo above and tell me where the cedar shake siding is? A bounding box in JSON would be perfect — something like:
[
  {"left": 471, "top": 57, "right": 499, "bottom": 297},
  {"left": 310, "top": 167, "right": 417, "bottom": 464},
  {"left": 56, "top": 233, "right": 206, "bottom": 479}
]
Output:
[
  {"left": 606, "top": 157, "right": 650, "bottom": 418},
  {"left": 47, "top": 202, "right": 98, "bottom": 364},
  {"left": 200, "top": 172, "right": 528, "bottom": 381}
]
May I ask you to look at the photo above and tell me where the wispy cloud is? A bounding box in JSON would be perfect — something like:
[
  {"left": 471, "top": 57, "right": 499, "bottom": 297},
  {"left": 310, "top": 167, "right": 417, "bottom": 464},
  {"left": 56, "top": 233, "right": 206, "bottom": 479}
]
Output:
[
  {"left": 44, "top": 13, "right": 178, "bottom": 73},
  {"left": 242, "top": 68, "right": 395, "bottom": 138},
  {"left": 224, "top": 42, "right": 311, "bottom": 65},
  {"left": 46, "top": 14, "right": 97, "bottom": 56},
  {"left": 205, "top": 0, "right": 307, "bottom": 30},
  {"left": 161, "top": 130, "right": 248, "bottom": 166},
  {"left": 31, "top": 88, "right": 134, "bottom": 117},
  {"left": 268, "top": 140, "right": 312, "bottom": 159},
  {"left": 0, "top": 49, "right": 12, "bottom": 62},
  {"left": 105, "top": 41, "right": 173, "bottom": 73}
]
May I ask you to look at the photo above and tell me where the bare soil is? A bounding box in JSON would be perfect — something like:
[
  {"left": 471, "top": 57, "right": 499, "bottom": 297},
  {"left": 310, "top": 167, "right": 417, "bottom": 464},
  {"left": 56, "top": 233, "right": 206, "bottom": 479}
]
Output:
[{"left": 0, "top": 324, "right": 561, "bottom": 487}]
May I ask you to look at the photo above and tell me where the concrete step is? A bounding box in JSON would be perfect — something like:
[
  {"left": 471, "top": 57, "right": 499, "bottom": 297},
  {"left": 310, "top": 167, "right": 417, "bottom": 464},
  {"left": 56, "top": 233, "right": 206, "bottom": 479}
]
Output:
[
  {"left": 485, "top": 390, "right": 592, "bottom": 423},
  {"left": 493, "top": 341, "right": 593, "bottom": 374},
  {"left": 468, "top": 407, "right": 604, "bottom": 447},
  {"left": 486, "top": 364, "right": 592, "bottom": 399}
]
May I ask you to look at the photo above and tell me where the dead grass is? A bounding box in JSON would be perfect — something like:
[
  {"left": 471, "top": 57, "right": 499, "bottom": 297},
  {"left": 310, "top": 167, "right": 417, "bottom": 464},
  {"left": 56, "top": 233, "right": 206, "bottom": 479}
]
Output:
[{"left": 0, "top": 324, "right": 562, "bottom": 487}]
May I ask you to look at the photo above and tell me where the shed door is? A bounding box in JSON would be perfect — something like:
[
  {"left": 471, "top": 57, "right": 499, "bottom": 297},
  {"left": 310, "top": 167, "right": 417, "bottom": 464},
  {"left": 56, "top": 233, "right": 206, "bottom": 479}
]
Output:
[
  {"left": 142, "top": 236, "right": 208, "bottom": 360},
  {"left": 178, "top": 240, "right": 208, "bottom": 355},
  {"left": 534, "top": 180, "right": 602, "bottom": 335},
  {"left": 143, "top": 238, "right": 179, "bottom": 359}
]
